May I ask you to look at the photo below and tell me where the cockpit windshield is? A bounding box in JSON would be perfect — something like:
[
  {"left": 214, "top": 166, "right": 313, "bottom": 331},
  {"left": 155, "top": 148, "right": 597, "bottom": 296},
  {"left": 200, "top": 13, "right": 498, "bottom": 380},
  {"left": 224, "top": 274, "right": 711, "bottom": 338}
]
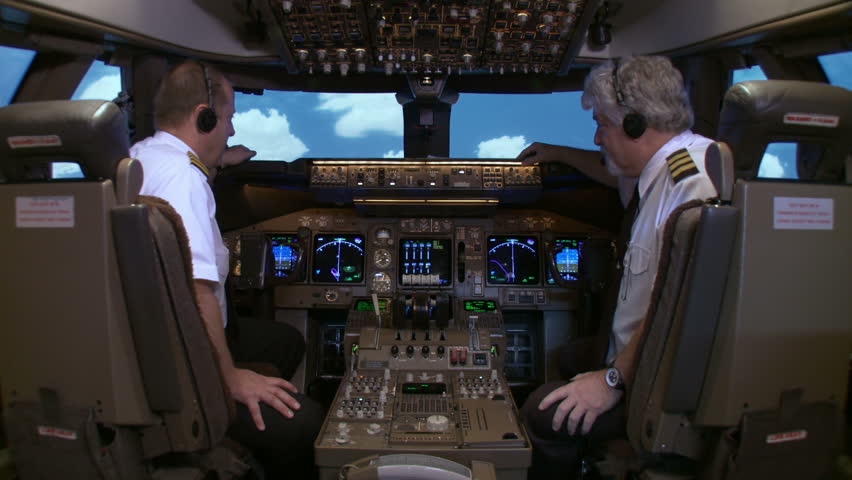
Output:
[{"left": 232, "top": 90, "right": 596, "bottom": 160}]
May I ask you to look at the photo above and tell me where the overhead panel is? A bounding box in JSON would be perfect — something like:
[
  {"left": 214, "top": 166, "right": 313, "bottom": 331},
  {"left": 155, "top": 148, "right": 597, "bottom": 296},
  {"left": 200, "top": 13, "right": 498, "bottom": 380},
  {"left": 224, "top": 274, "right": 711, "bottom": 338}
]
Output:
[{"left": 267, "top": 0, "right": 593, "bottom": 76}]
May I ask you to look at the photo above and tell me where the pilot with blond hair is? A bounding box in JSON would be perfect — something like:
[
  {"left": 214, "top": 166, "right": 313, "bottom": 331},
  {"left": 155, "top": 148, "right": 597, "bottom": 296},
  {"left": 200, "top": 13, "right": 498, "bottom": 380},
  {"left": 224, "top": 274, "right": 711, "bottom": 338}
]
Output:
[{"left": 130, "top": 60, "right": 322, "bottom": 478}]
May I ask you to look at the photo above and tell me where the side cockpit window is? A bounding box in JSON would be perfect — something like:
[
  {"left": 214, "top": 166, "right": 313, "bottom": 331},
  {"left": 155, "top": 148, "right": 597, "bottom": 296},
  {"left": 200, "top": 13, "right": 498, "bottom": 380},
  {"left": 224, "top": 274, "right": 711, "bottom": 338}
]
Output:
[
  {"left": 72, "top": 60, "right": 122, "bottom": 101},
  {"left": 0, "top": 45, "right": 36, "bottom": 107},
  {"left": 818, "top": 51, "right": 852, "bottom": 91}
]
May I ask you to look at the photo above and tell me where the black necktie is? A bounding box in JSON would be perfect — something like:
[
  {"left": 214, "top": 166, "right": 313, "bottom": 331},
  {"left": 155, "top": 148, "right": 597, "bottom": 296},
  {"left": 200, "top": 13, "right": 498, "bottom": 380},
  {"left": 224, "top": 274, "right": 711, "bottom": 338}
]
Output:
[{"left": 595, "top": 185, "right": 640, "bottom": 365}]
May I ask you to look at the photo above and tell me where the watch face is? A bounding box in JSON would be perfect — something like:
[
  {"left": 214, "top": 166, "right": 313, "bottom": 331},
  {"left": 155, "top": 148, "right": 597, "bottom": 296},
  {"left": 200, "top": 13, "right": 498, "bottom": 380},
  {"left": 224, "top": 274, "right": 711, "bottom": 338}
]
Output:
[{"left": 606, "top": 368, "right": 620, "bottom": 387}]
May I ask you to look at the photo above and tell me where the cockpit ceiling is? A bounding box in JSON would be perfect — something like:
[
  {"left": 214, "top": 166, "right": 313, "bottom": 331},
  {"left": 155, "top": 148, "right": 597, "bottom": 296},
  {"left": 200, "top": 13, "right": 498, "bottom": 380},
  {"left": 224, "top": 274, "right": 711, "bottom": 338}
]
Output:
[
  {"left": 268, "top": 0, "right": 596, "bottom": 76},
  {"left": 2, "top": 0, "right": 849, "bottom": 80}
]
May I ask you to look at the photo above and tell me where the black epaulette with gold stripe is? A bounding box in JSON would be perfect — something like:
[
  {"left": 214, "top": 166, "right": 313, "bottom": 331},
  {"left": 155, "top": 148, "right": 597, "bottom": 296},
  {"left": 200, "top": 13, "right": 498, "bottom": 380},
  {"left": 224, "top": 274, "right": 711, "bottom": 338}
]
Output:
[{"left": 666, "top": 148, "right": 699, "bottom": 183}]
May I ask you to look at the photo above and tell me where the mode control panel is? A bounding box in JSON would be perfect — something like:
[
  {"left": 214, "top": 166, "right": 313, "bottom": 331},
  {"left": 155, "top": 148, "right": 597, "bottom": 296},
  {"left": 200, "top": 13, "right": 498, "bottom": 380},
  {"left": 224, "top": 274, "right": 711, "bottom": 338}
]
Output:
[{"left": 310, "top": 162, "right": 541, "bottom": 190}]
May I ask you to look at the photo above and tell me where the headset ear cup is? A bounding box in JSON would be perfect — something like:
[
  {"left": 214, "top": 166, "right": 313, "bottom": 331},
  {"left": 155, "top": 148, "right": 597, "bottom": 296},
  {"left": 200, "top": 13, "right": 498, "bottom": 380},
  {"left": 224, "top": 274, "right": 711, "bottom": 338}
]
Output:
[
  {"left": 197, "top": 107, "right": 217, "bottom": 133},
  {"left": 622, "top": 112, "right": 646, "bottom": 139}
]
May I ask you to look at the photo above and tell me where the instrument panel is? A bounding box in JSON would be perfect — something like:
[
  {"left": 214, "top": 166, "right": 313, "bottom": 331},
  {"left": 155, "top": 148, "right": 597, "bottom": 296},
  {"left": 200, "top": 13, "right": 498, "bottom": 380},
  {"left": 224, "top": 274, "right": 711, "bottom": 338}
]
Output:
[{"left": 226, "top": 207, "right": 607, "bottom": 309}]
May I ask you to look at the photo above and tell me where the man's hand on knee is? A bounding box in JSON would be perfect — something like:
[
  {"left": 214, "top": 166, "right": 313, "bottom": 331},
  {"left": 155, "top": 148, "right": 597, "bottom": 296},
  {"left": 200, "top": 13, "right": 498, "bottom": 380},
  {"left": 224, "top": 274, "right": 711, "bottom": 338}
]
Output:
[
  {"left": 226, "top": 368, "right": 301, "bottom": 431},
  {"left": 538, "top": 370, "right": 623, "bottom": 435}
]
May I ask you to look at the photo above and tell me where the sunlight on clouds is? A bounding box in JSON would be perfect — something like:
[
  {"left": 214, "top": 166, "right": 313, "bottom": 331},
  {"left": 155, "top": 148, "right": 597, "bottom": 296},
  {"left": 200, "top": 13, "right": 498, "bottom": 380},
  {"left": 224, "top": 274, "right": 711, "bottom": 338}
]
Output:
[
  {"left": 231, "top": 108, "right": 309, "bottom": 162},
  {"left": 383, "top": 149, "right": 404, "bottom": 158},
  {"left": 316, "top": 93, "right": 403, "bottom": 138},
  {"left": 476, "top": 135, "right": 529, "bottom": 158},
  {"left": 75, "top": 74, "right": 121, "bottom": 101},
  {"left": 758, "top": 153, "right": 785, "bottom": 178}
]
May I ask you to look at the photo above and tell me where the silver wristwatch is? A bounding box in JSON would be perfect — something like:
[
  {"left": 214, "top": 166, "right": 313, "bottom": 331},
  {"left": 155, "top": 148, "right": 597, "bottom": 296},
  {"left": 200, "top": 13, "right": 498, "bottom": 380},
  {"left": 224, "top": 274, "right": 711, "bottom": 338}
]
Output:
[{"left": 605, "top": 367, "right": 625, "bottom": 390}]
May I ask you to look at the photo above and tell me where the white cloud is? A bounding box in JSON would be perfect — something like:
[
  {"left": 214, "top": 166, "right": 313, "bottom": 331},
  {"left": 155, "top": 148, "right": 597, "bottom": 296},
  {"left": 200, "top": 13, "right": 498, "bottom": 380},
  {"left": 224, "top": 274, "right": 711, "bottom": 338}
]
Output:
[
  {"left": 231, "top": 108, "right": 308, "bottom": 161},
  {"left": 75, "top": 74, "right": 121, "bottom": 101},
  {"left": 476, "top": 135, "right": 529, "bottom": 158},
  {"left": 758, "top": 152, "right": 785, "bottom": 178},
  {"left": 316, "top": 93, "right": 403, "bottom": 138},
  {"left": 383, "top": 149, "right": 404, "bottom": 158}
]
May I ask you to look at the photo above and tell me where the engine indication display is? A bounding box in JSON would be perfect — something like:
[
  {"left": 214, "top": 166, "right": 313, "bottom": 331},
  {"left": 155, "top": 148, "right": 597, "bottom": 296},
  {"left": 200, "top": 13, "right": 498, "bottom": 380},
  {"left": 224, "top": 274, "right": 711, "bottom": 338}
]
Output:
[
  {"left": 399, "top": 238, "right": 451, "bottom": 287},
  {"left": 487, "top": 236, "right": 540, "bottom": 285},
  {"left": 312, "top": 234, "right": 365, "bottom": 283}
]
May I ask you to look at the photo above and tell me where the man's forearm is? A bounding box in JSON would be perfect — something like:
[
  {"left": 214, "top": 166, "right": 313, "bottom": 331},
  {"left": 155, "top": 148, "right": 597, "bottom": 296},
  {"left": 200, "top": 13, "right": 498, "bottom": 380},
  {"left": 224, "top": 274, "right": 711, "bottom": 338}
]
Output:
[
  {"left": 194, "top": 279, "right": 237, "bottom": 376},
  {"left": 547, "top": 146, "right": 617, "bottom": 188},
  {"left": 612, "top": 317, "right": 649, "bottom": 389}
]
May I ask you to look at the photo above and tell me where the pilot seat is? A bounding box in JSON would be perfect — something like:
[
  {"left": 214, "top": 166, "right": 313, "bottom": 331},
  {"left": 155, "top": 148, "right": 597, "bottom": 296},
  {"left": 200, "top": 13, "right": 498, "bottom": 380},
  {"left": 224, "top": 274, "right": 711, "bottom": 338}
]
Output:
[
  {"left": 606, "top": 80, "right": 852, "bottom": 479},
  {"left": 0, "top": 100, "right": 246, "bottom": 478}
]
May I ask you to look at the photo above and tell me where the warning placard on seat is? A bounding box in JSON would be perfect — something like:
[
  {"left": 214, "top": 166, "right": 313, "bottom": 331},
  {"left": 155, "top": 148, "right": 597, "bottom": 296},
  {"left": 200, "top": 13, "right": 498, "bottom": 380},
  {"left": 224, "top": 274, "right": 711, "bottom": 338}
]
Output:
[
  {"left": 15, "top": 196, "right": 75, "bottom": 228},
  {"left": 773, "top": 197, "right": 833, "bottom": 230}
]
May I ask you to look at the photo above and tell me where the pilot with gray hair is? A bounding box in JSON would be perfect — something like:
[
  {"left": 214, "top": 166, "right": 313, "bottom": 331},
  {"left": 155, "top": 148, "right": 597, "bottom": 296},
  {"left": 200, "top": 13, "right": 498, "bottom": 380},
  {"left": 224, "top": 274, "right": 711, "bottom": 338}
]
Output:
[{"left": 516, "top": 55, "right": 718, "bottom": 477}]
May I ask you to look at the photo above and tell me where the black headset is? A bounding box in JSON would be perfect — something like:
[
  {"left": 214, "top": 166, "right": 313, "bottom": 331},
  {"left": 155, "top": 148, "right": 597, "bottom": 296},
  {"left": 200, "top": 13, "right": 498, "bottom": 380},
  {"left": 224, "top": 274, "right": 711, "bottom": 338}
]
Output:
[
  {"left": 197, "top": 62, "right": 218, "bottom": 133},
  {"left": 611, "top": 59, "right": 647, "bottom": 139}
]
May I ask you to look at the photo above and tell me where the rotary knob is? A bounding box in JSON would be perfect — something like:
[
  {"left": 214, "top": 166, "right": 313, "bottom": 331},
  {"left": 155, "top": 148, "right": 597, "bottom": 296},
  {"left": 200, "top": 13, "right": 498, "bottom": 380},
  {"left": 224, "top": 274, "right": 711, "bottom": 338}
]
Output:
[{"left": 426, "top": 415, "right": 449, "bottom": 432}]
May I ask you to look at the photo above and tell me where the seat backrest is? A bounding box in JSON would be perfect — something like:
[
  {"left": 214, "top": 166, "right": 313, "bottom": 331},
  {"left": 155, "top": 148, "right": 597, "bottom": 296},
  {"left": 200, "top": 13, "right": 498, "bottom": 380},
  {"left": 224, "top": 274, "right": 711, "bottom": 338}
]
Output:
[
  {"left": 627, "top": 80, "right": 852, "bottom": 480},
  {"left": 0, "top": 100, "right": 232, "bottom": 478},
  {"left": 718, "top": 80, "right": 851, "bottom": 182}
]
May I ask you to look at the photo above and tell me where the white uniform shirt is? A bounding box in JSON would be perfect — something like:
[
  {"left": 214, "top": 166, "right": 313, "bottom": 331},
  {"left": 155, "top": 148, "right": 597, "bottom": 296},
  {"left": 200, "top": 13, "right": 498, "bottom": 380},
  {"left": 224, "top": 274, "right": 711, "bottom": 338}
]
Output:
[
  {"left": 130, "top": 131, "right": 230, "bottom": 325},
  {"left": 607, "top": 130, "right": 717, "bottom": 361}
]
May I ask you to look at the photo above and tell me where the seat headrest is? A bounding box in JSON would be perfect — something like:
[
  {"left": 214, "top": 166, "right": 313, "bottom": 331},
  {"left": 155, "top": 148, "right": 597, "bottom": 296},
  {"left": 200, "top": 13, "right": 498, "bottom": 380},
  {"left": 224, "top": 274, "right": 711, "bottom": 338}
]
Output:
[
  {"left": 718, "top": 80, "right": 852, "bottom": 181},
  {"left": 0, "top": 100, "right": 129, "bottom": 183}
]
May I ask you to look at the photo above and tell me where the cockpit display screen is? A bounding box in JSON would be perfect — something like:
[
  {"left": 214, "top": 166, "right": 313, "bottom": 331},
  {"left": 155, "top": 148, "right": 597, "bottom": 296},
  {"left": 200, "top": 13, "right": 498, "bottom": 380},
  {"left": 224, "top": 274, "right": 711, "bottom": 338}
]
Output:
[
  {"left": 312, "top": 234, "right": 365, "bottom": 283},
  {"left": 547, "top": 238, "right": 583, "bottom": 284},
  {"left": 269, "top": 234, "right": 300, "bottom": 279},
  {"left": 399, "top": 238, "right": 451, "bottom": 287},
  {"left": 486, "top": 236, "right": 540, "bottom": 285},
  {"left": 463, "top": 300, "right": 497, "bottom": 312}
]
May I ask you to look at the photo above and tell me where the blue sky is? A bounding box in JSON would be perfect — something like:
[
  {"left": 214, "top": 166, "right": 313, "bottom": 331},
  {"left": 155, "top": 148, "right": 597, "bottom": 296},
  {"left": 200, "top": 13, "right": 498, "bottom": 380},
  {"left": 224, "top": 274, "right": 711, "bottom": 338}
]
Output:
[
  {"left": 2, "top": 45, "right": 850, "bottom": 168},
  {"left": 61, "top": 58, "right": 597, "bottom": 160}
]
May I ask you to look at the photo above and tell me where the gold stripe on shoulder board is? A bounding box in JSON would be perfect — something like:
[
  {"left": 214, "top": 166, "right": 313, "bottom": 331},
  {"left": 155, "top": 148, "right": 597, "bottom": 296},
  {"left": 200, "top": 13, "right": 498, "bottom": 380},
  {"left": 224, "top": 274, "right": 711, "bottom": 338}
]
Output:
[
  {"left": 187, "top": 151, "right": 210, "bottom": 176},
  {"left": 666, "top": 148, "right": 698, "bottom": 183}
]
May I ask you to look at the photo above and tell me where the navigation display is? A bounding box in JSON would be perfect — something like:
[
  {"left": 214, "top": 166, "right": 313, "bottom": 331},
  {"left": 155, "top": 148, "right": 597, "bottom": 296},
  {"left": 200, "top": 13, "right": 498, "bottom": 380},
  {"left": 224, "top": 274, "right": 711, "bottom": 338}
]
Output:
[
  {"left": 399, "top": 238, "right": 452, "bottom": 287},
  {"left": 269, "top": 234, "right": 301, "bottom": 279},
  {"left": 486, "top": 236, "right": 540, "bottom": 285},
  {"left": 312, "top": 234, "right": 365, "bottom": 283},
  {"left": 547, "top": 238, "right": 583, "bottom": 284}
]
